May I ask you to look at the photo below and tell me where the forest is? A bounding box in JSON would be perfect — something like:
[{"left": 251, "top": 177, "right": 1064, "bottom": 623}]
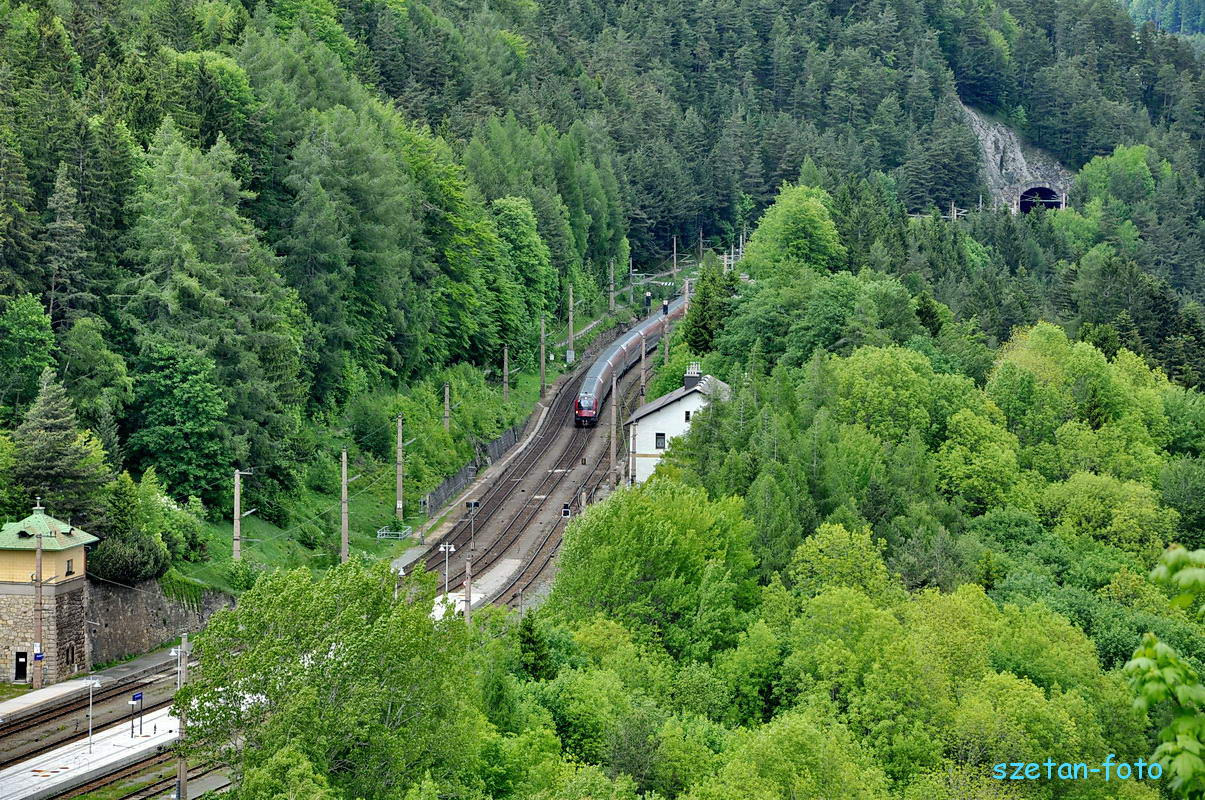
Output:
[{"left": 0, "top": 0, "right": 1202, "bottom": 796}]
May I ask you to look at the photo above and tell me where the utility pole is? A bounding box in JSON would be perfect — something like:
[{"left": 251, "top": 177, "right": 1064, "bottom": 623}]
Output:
[
  {"left": 232, "top": 471, "right": 242, "bottom": 561},
  {"left": 640, "top": 333, "right": 647, "bottom": 397},
  {"left": 502, "top": 345, "right": 509, "bottom": 403},
  {"left": 340, "top": 449, "right": 349, "bottom": 564},
  {"left": 663, "top": 334, "right": 669, "bottom": 366},
  {"left": 463, "top": 557, "right": 472, "bottom": 626},
  {"left": 395, "top": 416, "right": 404, "bottom": 521},
  {"left": 32, "top": 498, "right": 43, "bottom": 690},
  {"left": 608, "top": 260, "right": 615, "bottom": 313},
  {"left": 443, "top": 382, "right": 451, "bottom": 432},
  {"left": 567, "top": 284, "right": 574, "bottom": 365},
  {"left": 610, "top": 373, "right": 618, "bottom": 486},
  {"left": 176, "top": 633, "right": 189, "bottom": 800},
  {"left": 539, "top": 317, "right": 546, "bottom": 398},
  {"left": 698, "top": 228, "right": 703, "bottom": 262},
  {"left": 672, "top": 235, "right": 677, "bottom": 275}
]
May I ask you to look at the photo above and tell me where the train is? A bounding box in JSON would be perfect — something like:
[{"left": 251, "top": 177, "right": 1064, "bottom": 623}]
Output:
[{"left": 574, "top": 295, "right": 687, "bottom": 427}]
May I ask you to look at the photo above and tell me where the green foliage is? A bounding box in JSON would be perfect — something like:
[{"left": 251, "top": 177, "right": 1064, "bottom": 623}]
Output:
[
  {"left": 0, "top": 294, "right": 54, "bottom": 424},
  {"left": 88, "top": 471, "right": 171, "bottom": 583},
  {"left": 742, "top": 184, "right": 846, "bottom": 278},
  {"left": 127, "top": 343, "right": 228, "bottom": 506},
  {"left": 239, "top": 744, "right": 340, "bottom": 800},
  {"left": 178, "top": 561, "right": 477, "bottom": 800},
  {"left": 1127, "top": 546, "right": 1205, "bottom": 798},
  {"left": 12, "top": 369, "right": 110, "bottom": 527},
  {"left": 788, "top": 523, "right": 898, "bottom": 602},
  {"left": 680, "top": 256, "right": 737, "bottom": 355},
  {"left": 545, "top": 480, "right": 757, "bottom": 660}
]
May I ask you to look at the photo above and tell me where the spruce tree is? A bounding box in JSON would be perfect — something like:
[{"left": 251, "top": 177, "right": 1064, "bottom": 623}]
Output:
[
  {"left": 41, "top": 162, "right": 94, "bottom": 328},
  {"left": 12, "top": 369, "right": 110, "bottom": 527},
  {"left": 0, "top": 126, "right": 41, "bottom": 294}
]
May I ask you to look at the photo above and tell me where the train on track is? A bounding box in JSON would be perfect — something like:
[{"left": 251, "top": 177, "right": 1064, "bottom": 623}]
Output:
[{"left": 574, "top": 295, "right": 686, "bottom": 427}]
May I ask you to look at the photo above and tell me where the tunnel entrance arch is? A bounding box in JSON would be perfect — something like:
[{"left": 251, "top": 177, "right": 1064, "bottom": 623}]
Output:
[{"left": 1019, "top": 185, "right": 1062, "bottom": 213}]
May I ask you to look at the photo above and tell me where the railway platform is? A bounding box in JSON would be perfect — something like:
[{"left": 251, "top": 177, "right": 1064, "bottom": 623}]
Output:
[
  {"left": 0, "top": 706, "right": 177, "bottom": 800},
  {"left": 0, "top": 647, "right": 177, "bottom": 728}
]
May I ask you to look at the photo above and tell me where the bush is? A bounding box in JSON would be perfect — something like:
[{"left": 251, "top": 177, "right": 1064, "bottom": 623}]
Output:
[{"left": 223, "top": 558, "right": 262, "bottom": 592}]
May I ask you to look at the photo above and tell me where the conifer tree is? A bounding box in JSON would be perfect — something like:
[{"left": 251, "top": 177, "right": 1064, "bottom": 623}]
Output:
[
  {"left": 41, "top": 163, "right": 94, "bottom": 328},
  {"left": 12, "top": 369, "right": 110, "bottom": 527},
  {"left": 0, "top": 127, "right": 41, "bottom": 294}
]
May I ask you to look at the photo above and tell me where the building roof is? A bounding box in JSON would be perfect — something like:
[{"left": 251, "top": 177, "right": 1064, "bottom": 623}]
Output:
[
  {"left": 626, "top": 375, "right": 731, "bottom": 425},
  {"left": 0, "top": 510, "right": 98, "bottom": 551}
]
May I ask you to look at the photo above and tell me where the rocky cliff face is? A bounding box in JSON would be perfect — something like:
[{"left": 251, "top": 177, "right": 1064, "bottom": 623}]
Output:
[{"left": 960, "top": 102, "right": 1074, "bottom": 207}]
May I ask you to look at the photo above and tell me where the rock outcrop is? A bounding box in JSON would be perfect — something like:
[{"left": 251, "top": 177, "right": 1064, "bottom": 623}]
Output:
[{"left": 960, "top": 102, "right": 1074, "bottom": 209}]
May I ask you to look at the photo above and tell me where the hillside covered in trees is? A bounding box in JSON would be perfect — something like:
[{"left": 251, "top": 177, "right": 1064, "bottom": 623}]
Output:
[
  {"left": 1, "top": 0, "right": 1203, "bottom": 534},
  {"left": 0, "top": 0, "right": 1200, "bottom": 797}
]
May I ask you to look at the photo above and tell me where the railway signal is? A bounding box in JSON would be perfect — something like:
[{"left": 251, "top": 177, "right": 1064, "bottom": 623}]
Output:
[
  {"left": 466, "top": 500, "right": 480, "bottom": 550},
  {"left": 561, "top": 503, "right": 570, "bottom": 518}
]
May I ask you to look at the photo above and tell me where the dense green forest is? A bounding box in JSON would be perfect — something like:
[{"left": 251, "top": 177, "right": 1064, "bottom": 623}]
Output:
[
  {"left": 1, "top": 0, "right": 1203, "bottom": 541},
  {"left": 1127, "top": 0, "right": 1205, "bottom": 36},
  {"left": 178, "top": 186, "right": 1205, "bottom": 799},
  {"left": 0, "top": 0, "right": 1190, "bottom": 795},
  {"left": 0, "top": 0, "right": 1203, "bottom": 794}
]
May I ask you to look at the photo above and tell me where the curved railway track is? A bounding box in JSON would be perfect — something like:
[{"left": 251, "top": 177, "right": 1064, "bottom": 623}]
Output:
[
  {"left": 496, "top": 368, "right": 646, "bottom": 608},
  {"left": 416, "top": 321, "right": 639, "bottom": 590}
]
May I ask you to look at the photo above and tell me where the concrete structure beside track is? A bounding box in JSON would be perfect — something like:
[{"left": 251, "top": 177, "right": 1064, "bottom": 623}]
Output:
[{"left": 0, "top": 705, "right": 177, "bottom": 800}]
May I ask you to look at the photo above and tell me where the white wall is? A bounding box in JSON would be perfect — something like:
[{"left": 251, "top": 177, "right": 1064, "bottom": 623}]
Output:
[{"left": 629, "top": 392, "right": 710, "bottom": 484}]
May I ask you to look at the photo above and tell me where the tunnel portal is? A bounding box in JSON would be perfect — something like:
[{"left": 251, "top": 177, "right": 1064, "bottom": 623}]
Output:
[{"left": 1019, "top": 185, "right": 1062, "bottom": 213}]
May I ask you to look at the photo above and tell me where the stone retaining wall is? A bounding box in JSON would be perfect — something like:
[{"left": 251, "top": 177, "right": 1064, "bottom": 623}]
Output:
[{"left": 87, "top": 578, "right": 233, "bottom": 666}]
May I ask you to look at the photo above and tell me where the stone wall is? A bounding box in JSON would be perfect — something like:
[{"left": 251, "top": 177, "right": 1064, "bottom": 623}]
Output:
[
  {"left": 55, "top": 588, "right": 86, "bottom": 677},
  {"left": 0, "top": 593, "right": 35, "bottom": 682},
  {"left": 87, "top": 578, "right": 233, "bottom": 666}
]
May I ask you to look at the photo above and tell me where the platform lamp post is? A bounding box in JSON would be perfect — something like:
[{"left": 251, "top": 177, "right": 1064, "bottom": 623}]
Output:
[
  {"left": 86, "top": 678, "right": 101, "bottom": 752},
  {"left": 439, "top": 543, "right": 456, "bottom": 596}
]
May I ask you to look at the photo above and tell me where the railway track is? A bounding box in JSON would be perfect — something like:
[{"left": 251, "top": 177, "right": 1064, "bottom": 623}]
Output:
[
  {"left": 115, "top": 763, "right": 227, "bottom": 799},
  {"left": 0, "top": 662, "right": 176, "bottom": 740},
  {"left": 52, "top": 752, "right": 175, "bottom": 799},
  {"left": 417, "top": 322, "right": 637, "bottom": 591},
  {"left": 0, "top": 662, "right": 189, "bottom": 770},
  {"left": 496, "top": 368, "right": 646, "bottom": 608},
  {"left": 0, "top": 698, "right": 175, "bottom": 769}
]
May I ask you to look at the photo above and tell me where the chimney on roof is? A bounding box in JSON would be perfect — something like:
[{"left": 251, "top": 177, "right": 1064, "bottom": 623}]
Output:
[{"left": 684, "top": 362, "right": 702, "bottom": 390}]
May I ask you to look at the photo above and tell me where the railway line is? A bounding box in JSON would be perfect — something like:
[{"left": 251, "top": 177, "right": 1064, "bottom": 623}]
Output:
[
  {"left": 495, "top": 363, "right": 648, "bottom": 608},
  {"left": 0, "top": 661, "right": 187, "bottom": 770},
  {"left": 417, "top": 304, "right": 674, "bottom": 610}
]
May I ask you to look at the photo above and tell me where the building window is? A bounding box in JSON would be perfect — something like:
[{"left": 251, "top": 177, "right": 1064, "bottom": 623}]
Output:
[
  {"left": 684, "top": 410, "right": 691, "bottom": 422},
  {"left": 65, "top": 558, "right": 74, "bottom": 576},
  {"left": 655, "top": 432, "right": 666, "bottom": 449}
]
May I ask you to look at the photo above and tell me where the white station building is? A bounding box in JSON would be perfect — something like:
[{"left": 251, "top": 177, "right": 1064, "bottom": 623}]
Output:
[{"left": 626, "top": 363, "right": 730, "bottom": 484}]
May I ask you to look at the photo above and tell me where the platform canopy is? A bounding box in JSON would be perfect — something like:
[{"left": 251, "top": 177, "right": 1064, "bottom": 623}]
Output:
[{"left": 0, "top": 509, "right": 98, "bottom": 551}]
